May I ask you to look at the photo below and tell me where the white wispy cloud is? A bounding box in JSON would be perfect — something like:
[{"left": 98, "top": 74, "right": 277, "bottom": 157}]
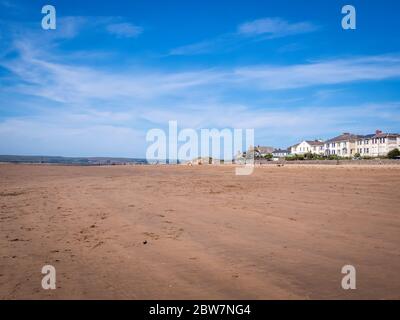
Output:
[
  {"left": 106, "top": 22, "right": 143, "bottom": 38},
  {"left": 169, "top": 17, "right": 318, "bottom": 55},
  {"left": 4, "top": 41, "right": 400, "bottom": 105},
  {"left": 237, "top": 18, "right": 318, "bottom": 38},
  {"left": 169, "top": 39, "right": 223, "bottom": 56},
  {"left": 1, "top": 102, "right": 399, "bottom": 157},
  {"left": 1, "top": 15, "right": 143, "bottom": 45},
  {"left": 233, "top": 55, "right": 400, "bottom": 90}
]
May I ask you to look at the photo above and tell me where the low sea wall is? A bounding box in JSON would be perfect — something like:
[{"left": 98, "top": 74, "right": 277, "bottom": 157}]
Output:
[{"left": 255, "top": 159, "right": 400, "bottom": 165}]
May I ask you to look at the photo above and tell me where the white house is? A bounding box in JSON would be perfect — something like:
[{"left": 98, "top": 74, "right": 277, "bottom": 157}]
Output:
[
  {"left": 291, "top": 140, "right": 324, "bottom": 155},
  {"left": 356, "top": 130, "right": 399, "bottom": 157},
  {"left": 324, "top": 133, "right": 361, "bottom": 157},
  {"left": 272, "top": 149, "right": 290, "bottom": 158},
  {"left": 268, "top": 130, "right": 399, "bottom": 160}
]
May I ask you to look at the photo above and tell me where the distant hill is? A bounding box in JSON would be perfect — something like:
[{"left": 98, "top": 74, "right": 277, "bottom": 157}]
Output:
[{"left": 0, "top": 155, "right": 148, "bottom": 165}]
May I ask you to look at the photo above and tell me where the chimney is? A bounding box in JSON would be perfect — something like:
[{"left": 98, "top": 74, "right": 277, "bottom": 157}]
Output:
[
  {"left": 375, "top": 129, "right": 382, "bottom": 135},
  {"left": 342, "top": 132, "right": 350, "bottom": 135}
]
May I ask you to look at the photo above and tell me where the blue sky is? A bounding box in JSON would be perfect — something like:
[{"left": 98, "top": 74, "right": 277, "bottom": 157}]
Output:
[{"left": 0, "top": 0, "right": 400, "bottom": 157}]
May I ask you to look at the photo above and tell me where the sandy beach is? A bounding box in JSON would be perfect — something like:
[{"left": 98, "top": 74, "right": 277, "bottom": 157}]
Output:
[{"left": 1, "top": 163, "right": 399, "bottom": 299}]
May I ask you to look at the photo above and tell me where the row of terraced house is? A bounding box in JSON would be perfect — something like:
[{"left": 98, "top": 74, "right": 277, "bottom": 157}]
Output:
[{"left": 290, "top": 130, "right": 400, "bottom": 157}]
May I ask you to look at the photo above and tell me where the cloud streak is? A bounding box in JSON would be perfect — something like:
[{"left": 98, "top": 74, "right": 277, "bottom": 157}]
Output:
[
  {"left": 1, "top": 102, "right": 399, "bottom": 157},
  {"left": 234, "top": 55, "right": 400, "bottom": 90},
  {"left": 170, "top": 17, "right": 318, "bottom": 55},
  {"left": 3, "top": 41, "right": 400, "bottom": 106},
  {"left": 237, "top": 17, "right": 318, "bottom": 38},
  {"left": 106, "top": 22, "right": 143, "bottom": 38}
]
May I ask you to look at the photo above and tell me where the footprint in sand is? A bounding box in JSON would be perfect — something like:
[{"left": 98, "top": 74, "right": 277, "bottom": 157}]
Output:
[{"left": 142, "top": 232, "right": 160, "bottom": 240}]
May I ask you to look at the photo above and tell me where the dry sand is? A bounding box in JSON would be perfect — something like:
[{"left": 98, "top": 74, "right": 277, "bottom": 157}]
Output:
[{"left": 0, "top": 163, "right": 399, "bottom": 299}]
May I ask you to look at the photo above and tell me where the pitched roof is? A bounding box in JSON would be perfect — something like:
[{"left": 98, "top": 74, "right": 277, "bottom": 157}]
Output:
[
  {"left": 357, "top": 130, "right": 399, "bottom": 140},
  {"left": 372, "top": 132, "right": 399, "bottom": 138},
  {"left": 325, "top": 133, "right": 362, "bottom": 143},
  {"left": 361, "top": 134, "right": 375, "bottom": 139},
  {"left": 305, "top": 140, "right": 324, "bottom": 146},
  {"left": 272, "top": 149, "right": 289, "bottom": 153},
  {"left": 255, "top": 146, "right": 275, "bottom": 154}
]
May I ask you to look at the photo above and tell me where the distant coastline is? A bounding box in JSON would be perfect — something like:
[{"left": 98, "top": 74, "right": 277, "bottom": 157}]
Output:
[
  {"left": 2, "top": 154, "right": 400, "bottom": 167},
  {"left": 0, "top": 155, "right": 148, "bottom": 166}
]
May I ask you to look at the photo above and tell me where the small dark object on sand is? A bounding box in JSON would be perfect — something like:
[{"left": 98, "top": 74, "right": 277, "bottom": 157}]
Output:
[{"left": 143, "top": 240, "right": 148, "bottom": 245}]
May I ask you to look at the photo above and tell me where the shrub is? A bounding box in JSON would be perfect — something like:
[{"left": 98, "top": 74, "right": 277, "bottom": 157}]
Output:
[
  {"left": 327, "top": 154, "right": 339, "bottom": 160},
  {"left": 387, "top": 148, "right": 400, "bottom": 159},
  {"left": 303, "top": 152, "right": 320, "bottom": 160},
  {"left": 362, "top": 155, "right": 373, "bottom": 160}
]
